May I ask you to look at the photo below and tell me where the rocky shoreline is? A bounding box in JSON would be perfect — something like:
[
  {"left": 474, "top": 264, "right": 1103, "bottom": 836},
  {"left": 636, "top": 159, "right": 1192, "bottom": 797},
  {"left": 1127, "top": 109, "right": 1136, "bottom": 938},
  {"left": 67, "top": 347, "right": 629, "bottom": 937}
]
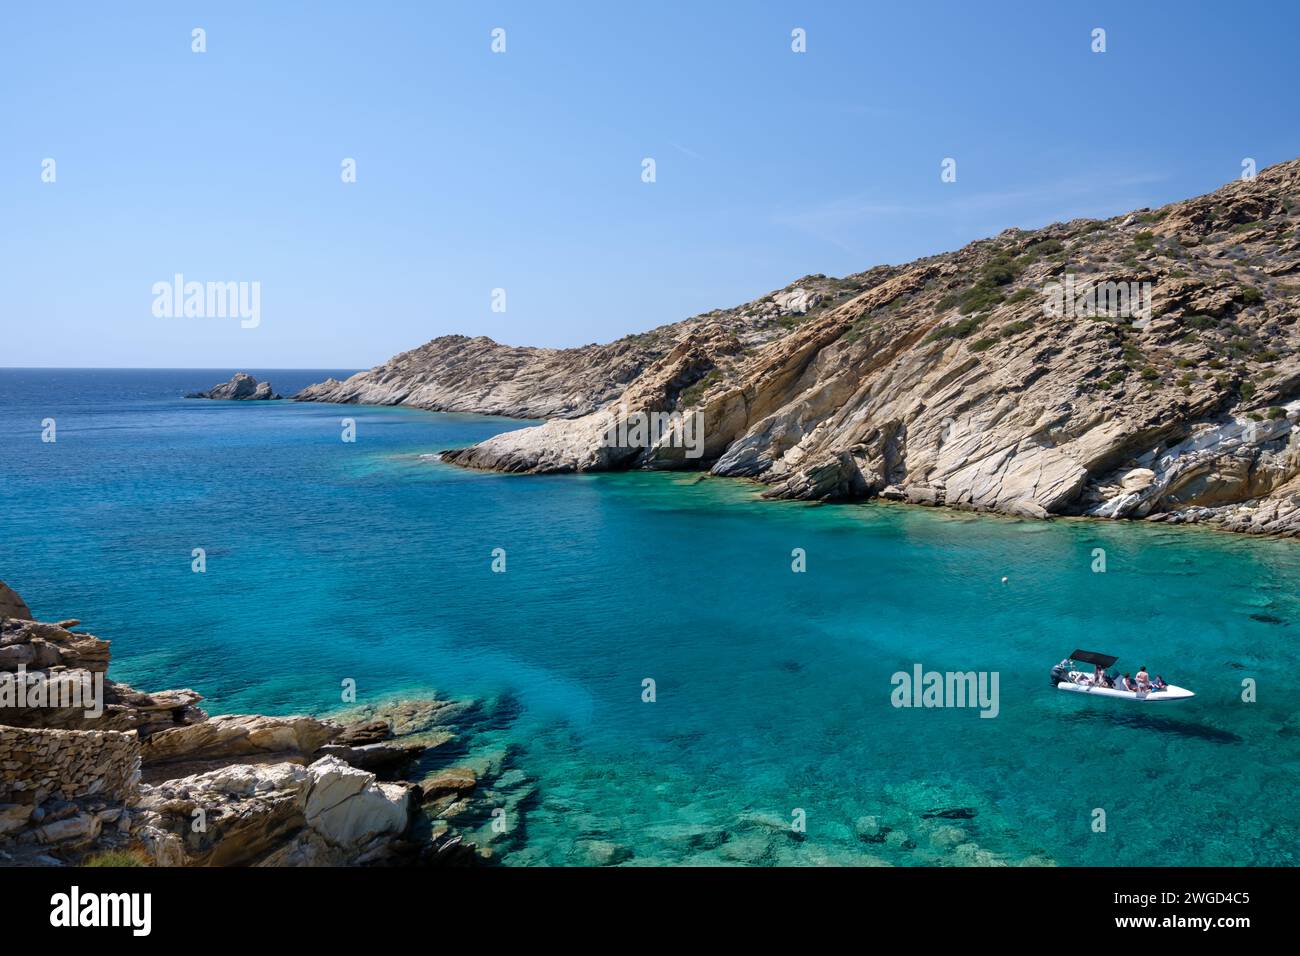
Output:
[
  {"left": 0, "top": 583, "right": 534, "bottom": 867},
  {"left": 298, "top": 160, "right": 1300, "bottom": 539}
]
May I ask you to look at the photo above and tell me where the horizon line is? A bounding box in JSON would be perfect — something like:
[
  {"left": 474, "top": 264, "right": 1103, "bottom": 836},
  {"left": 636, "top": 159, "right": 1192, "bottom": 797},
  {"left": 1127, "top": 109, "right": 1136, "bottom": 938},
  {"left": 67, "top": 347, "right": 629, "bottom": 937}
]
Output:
[{"left": 0, "top": 366, "right": 366, "bottom": 372}]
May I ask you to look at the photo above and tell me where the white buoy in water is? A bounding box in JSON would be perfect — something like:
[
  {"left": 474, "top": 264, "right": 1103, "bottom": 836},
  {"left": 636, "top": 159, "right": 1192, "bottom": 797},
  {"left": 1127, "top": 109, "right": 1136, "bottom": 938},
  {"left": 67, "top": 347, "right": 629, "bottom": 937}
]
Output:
[{"left": 1001, "top": 576, "right": 1008, "bottom": 584}]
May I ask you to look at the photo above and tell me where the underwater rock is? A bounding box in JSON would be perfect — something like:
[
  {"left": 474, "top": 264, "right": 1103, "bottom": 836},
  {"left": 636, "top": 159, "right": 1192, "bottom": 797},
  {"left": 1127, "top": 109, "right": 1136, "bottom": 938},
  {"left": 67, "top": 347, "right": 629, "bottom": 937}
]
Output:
[
  {"left": 929, "top": 825, "right": 967, "bottom": 849},
  {"left": 953, "top": 842, "right": 1009, "bottom": 867},
  {"left": 718, "top": 832, "right": 774, "bottom": 864},
  {"left": 570, "top": 839, "right": 633, "bottom": 867},
  {"left": 884, "top": 830, "right": 915, "bottom": 851},
  {"left": 646, "top": 822, "right": 729, "bottom": 851},
  {"left": 854, "top": 815, "right": 884, "bottom": 841},
  {"left": 1249, "top": 612, "right": 1286, "bottom": 625},
  {"left": 419, "top": 767, "right": 478, "bottom": 800},
  {"left": 921, "top": 806, "right": 978, "bottom": 820}
]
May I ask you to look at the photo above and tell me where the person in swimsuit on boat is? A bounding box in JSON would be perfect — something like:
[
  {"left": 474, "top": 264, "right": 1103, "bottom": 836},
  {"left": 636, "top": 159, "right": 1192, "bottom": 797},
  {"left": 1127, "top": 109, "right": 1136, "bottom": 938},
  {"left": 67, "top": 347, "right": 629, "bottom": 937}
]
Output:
[
  {"left": 1135, "top": 666, "right": 1152, "bottom": 692},
  {"left": 1120, "top": 673, "right": 1137, "bottom": 692},
  {"left": 1152, "top": 675, "right": 1168, "bottom": 691}
]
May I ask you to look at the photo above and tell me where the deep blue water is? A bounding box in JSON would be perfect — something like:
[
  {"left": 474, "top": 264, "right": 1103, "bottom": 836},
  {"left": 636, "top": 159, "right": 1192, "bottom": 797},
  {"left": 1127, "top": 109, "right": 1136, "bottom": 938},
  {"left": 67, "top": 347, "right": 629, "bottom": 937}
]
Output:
[{"left": 2, "top": 368, "right": 1299, "bottom": 866}]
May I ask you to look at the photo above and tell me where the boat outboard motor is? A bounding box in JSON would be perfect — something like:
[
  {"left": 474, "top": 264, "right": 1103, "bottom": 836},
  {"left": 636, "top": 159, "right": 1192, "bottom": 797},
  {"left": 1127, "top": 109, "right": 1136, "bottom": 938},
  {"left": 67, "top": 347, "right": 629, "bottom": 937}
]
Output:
[{"left": 1050, "top": 659, "right": 1070, "bottom": 686}]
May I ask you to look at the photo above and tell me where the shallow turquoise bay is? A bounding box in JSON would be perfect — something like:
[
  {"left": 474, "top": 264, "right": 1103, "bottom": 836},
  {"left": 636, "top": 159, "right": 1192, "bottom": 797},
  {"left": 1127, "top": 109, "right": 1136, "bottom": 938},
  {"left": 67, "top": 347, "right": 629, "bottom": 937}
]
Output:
[{"left": 2, "top": 369, "right": 1298, "bottom": 865}]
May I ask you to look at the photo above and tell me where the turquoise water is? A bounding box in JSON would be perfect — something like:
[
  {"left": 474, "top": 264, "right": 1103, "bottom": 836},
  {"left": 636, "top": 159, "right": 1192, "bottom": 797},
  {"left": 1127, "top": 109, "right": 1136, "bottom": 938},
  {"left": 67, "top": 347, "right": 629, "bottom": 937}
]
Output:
[{"left": 2, "top": 369, "right": 1299, "bottom": 866}]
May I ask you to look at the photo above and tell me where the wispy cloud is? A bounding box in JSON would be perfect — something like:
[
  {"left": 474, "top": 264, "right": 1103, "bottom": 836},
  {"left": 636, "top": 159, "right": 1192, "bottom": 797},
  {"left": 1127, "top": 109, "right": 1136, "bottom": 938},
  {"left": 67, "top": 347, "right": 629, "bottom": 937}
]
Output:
[{"left": 774, "top": 171, "right": 1172, "bottom": 254}]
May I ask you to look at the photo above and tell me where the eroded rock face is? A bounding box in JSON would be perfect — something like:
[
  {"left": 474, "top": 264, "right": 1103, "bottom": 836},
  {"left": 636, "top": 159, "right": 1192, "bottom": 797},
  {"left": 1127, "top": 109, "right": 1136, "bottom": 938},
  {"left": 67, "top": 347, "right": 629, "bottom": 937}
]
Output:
[
  {"left": 1, "top": 618, "right": 111, "bottom": 673},
  {"left": 0, "top": 617, "right": 206, "bottom": 733},
  {"left": 185, "top": 372, "right": 280, "bottom": 400},
  {"left": 427, "top": 159, "right": 1300, "bottom": 536},
  {"left": 302, "top": 756, "right": 414, "bottom": 846},
  {"left": 133, "top": 756, "right": 415, "bottom": 867},
  {"left": 134, "top": 762, "right": 308, "bottom": 867}
]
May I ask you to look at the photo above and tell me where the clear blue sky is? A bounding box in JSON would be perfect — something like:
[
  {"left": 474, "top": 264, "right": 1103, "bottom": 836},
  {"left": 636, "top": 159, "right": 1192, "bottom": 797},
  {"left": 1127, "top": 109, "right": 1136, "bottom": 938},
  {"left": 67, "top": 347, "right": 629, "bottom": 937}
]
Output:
[{"left": 3, "top": 1, "right": 1298, "bottom": 368}]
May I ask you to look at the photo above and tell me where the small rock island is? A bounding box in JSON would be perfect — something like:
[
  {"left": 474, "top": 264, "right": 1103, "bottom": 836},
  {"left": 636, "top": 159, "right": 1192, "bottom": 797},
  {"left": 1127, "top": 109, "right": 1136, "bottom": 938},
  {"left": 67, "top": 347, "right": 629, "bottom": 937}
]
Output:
[{"left": 185, "top": 372, "right": 281, "bottom": 401}]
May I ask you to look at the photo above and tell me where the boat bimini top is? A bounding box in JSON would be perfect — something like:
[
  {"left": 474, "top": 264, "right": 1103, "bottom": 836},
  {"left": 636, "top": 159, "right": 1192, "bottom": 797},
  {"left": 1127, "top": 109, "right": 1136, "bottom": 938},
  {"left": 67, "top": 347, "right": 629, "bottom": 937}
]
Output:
[{"left": 1066, "top": 649, "right": 1118, "bottom": 669}]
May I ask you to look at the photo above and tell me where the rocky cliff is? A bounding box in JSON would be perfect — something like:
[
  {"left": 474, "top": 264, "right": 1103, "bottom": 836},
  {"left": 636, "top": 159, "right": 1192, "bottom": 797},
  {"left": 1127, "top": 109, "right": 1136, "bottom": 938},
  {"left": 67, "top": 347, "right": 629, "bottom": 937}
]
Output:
[{"left": 304, "top": 160, "right": 1300, "bottom": 536}]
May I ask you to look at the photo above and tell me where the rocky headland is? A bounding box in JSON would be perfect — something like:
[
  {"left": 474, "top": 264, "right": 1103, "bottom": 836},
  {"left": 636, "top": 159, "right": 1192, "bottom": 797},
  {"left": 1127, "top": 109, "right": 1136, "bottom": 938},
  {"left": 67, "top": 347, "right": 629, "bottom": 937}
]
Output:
[
  {"left": 186, "top": 372, "right": 281, "bottom": 401},
  {"left": 0, "top": 583, "right": 535, "bottom": 867},
  {"left": 298, "top": 160, "right": 1300, "bottom": 537},
  {"left": 293, "top": 334, "right": 655, "bottom": 419}
]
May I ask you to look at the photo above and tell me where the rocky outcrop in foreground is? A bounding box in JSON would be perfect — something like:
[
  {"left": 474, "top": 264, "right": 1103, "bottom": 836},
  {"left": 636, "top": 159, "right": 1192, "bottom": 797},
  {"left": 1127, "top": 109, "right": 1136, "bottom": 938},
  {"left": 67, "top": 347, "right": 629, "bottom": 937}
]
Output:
[
  {"left": 0, "top": 583, "right": 31, "bottom": 622},
  {"left": 186, "top": 372, "right": 281, "bottom": 401},
  {"left": 0, "top": 585, "right": 533, "bottom": 867},
  {"left": 307, "top": 160, "right": 1300, "bottom": 537}
]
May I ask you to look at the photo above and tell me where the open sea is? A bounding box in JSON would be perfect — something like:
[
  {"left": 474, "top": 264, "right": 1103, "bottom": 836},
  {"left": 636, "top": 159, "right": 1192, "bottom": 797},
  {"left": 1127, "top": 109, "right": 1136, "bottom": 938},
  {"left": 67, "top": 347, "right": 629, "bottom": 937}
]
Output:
[{"left": 2, "top": 368, "right": 1298, "bottom": 866}]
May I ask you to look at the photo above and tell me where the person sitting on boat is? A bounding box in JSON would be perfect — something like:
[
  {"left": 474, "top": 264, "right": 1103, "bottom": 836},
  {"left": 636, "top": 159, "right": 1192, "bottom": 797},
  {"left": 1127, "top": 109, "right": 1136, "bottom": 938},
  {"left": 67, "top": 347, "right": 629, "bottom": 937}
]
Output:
[
  {"left": 1135, "top": 666, "right": 1152, "bottom": 692},
  {"left": 1152, "top": 675, "right": 1169, "bottom": 692},
  {"left": 1120, "top": 672, "right": 1138, "bottom": 692},
  {"left": 1093, "top": 664, "right": 1106, "bottom": 686}
]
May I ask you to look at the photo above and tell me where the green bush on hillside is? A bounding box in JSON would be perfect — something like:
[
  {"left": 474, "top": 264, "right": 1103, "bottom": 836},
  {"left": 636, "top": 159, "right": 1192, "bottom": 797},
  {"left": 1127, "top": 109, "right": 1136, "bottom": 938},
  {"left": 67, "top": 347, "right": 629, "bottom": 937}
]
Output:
[
  {"left": 924, "top": 316, "right": 983, "bottom": 343},
  {"left": 679, "top": 370, "right": 720, "bottom": 407}
]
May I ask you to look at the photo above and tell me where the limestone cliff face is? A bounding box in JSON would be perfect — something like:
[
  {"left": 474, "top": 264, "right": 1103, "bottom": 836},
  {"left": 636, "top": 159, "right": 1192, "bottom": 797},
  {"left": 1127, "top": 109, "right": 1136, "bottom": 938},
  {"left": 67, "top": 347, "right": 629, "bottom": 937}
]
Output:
[{"left": 309, "top": 160, "right": 1300, "bottom": 536}]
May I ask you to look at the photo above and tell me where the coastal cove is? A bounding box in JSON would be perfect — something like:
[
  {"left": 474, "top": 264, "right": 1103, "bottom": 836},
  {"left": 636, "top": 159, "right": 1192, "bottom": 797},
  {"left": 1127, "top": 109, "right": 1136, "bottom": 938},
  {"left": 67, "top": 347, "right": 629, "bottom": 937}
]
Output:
[{"left": 3, "top": 369, "right": 1299, "bottom": 866}]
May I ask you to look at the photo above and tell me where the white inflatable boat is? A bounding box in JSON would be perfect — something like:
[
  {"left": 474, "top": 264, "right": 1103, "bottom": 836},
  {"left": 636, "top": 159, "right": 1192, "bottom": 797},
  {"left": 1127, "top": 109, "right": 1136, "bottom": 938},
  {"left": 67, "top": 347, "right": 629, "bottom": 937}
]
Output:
[{"left": 1051, "top": 650, "right": 1195, "bottom": 702}]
